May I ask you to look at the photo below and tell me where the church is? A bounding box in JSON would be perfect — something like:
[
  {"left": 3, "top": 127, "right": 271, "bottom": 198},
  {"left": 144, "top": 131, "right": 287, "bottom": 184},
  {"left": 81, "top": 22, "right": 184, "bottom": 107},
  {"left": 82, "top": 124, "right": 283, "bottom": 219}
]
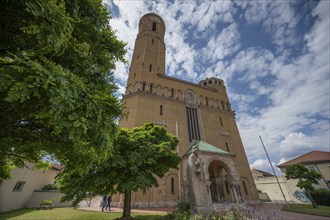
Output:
[{"left": 113, "top": 13, "right": 259, "bottom": 211}]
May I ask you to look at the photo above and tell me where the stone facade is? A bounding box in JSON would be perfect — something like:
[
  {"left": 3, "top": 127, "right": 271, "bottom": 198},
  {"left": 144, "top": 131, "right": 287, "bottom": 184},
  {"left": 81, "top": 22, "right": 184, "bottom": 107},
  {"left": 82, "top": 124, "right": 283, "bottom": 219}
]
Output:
[{"left": 112, "top": 13, "right": 260, "bottom": 209}]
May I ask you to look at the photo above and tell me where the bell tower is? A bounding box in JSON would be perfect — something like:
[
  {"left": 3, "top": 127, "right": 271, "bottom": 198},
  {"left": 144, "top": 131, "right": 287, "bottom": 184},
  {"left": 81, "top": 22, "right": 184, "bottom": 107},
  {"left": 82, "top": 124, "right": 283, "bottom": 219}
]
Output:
[{"left": 126, "top": 13, "right": 166, "bottom": 88}]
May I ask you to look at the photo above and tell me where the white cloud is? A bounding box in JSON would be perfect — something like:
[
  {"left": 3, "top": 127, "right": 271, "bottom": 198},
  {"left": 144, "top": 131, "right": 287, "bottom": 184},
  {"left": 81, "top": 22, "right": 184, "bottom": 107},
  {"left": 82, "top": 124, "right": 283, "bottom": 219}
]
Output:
[
  {"left": 250, "top": 159, "right": 282, "bottom": 175},
  {"left": 104, "top": 1, "right": 329, "bottom": 169}
]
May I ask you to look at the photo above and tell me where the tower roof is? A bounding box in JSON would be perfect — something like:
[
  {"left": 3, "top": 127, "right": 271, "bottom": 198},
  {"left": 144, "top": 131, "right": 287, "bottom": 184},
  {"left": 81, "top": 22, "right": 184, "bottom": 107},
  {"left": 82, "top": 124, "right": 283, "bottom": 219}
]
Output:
[
  {"left": 139, "top": 13, "right": 165, "bottom": 30},
  {"left": 184, "top": 140, "right": 234, "bottom": 156}
]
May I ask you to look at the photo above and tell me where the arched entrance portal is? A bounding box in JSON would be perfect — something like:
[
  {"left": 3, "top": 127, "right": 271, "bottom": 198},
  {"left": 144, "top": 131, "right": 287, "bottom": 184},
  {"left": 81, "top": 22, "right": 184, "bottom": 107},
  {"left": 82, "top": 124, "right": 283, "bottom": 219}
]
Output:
[
  {"left": 208, "top": 160, "right": 228, "bottom": 203},
  {"left": 207, "top": 160, "right": 243, "bottom": 204}
]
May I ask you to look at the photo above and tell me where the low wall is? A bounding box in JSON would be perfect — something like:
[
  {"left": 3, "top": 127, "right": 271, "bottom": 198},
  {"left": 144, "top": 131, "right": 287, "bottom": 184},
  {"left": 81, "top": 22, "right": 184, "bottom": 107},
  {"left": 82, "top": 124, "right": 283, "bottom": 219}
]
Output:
[
  {"left": 26, "top": 190, "right": 72, "bottom": 208},
  {"left": 258, "top": 193, "right": 271, "bottom": 202}
]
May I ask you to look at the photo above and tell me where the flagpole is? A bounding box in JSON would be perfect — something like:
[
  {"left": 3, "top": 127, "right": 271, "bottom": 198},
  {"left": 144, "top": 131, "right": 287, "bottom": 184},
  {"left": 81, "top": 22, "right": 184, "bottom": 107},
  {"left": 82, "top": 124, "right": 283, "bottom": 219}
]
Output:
[{"left": 259, "top": 136, "right": 288, "bottom": 208}]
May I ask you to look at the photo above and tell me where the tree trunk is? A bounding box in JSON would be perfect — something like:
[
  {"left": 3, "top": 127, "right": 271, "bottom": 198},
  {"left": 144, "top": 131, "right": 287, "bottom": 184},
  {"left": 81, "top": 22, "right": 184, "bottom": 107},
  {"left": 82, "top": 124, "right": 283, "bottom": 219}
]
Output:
[
  {"left": 306, "top": 189, "right": 318, "bottom": 208},
  {"left": 122, "top": 191, "right": 132, "bottom": 219}
]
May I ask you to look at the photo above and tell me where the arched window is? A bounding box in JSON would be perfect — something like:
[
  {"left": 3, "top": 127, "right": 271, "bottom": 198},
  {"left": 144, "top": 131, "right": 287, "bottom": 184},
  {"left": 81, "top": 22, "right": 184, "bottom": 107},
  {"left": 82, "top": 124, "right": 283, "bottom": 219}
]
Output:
[
  {"left": 160, "top": 105, "right": 163, "bottom": 116},
  {"left": 205, "top": 98, "right": 209, "bottom": 106},
  {"left": 152, "top": 39, "right": 154, "bottom": 45},
  {"left": 149, "top": 64, "right": 152, "bottom": 72},
  {"left": 149, "top": 84, "right": 153, "bottom": 93},
  {"left": 142, "top": 82, "right": 146, "bottom": 91},
  {"left": 171, "top": 177, "right": 175, "bottom": 195},
  {"left": 152, "top": 22, "right": 157, "bottom": 31}
]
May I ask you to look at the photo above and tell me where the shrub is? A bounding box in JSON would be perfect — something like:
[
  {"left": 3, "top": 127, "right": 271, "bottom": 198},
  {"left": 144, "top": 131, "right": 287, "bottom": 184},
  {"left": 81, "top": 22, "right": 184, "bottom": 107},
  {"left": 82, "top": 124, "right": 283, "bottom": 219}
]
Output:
[
  {"left": 42, "top": 184, "right": 58, "bottom": 190},
  {"left": 311, "top": 188, "right": 330, "bottom": 206},
  {"left": 40, "top": 199, "right": 54, "bottom": 206}
]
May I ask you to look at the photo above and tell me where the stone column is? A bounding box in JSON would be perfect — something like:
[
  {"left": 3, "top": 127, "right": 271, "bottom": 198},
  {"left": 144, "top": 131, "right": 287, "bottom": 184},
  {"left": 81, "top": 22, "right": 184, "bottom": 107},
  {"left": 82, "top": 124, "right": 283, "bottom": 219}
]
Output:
[
  {"left": 231, "top": 184, "right": 239, "bottom": 204},
  {"left": 205, "top": 180, "right": 212, "bottom": 205}
]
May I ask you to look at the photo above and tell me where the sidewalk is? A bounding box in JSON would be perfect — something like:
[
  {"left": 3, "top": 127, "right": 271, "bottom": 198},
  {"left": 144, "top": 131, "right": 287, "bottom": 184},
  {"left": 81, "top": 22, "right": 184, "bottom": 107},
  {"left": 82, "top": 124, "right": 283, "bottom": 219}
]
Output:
[
  {"left": 254, "top": 203, "right": 330, "bottom": 220},
  {"left": 79, "top": 203, "right": 330, "bottom": 220}
]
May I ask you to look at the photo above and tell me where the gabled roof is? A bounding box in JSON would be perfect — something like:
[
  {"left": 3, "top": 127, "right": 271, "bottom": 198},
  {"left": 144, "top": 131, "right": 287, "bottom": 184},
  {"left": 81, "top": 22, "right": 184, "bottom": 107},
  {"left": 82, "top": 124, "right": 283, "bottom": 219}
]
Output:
[
  {"left": 184, "top": 140, "right": 233, "bottom": 156},
  {"left": 251, "top": 168, "right": 274, "bottom": 177},
  {"left": 277, "top": 151, "right": 330, "bottom": 168}
]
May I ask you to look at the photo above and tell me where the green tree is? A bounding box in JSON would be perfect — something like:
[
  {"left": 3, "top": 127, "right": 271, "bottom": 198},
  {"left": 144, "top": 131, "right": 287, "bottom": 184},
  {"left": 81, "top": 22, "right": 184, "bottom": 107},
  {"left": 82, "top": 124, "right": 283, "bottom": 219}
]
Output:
[
  {"left": 0, "top": 0, "right": 126, "bottom": 180},
  {"left": 285, "top": 164, "right": 322, "bottom": 208},
  {"left": 58, "top": 123, "right": 181, "bottom": 220}
]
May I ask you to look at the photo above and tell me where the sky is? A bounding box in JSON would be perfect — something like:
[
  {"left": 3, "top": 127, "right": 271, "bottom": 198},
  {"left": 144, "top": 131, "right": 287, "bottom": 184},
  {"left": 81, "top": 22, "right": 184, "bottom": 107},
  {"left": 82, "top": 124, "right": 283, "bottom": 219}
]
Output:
[{"left": 104, "top": 0, "right": 330, "bottom": 175}]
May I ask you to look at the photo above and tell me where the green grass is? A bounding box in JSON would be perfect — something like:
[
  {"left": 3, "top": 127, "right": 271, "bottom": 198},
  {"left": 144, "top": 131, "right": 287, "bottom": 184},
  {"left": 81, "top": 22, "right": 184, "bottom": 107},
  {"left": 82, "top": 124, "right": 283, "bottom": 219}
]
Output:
[
  {"left": 282, "top": 204, "right": 330, "bottom": 217},
  {"left": 0, "top": 208, "right": 167, "bottom": 220}
]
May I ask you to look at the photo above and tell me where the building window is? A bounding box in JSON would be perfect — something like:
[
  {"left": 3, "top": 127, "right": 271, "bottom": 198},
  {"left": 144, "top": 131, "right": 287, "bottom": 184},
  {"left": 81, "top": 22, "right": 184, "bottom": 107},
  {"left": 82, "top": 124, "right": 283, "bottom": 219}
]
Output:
[
  {"left": 137, "top": 55, "right": 139, "bottom": 59},
  {"left": 243, "top": 181, "right": 248, "bottom": 195},
  {"left": 171, "top": 89, "right": 174, "bottom": 98},
  {"left": 149, "top": 64, "right": 152, "bottom": 72},
  {"left": 152, "top": 22, "right": 157, "bottom": 31},
  {"left": 186, "top": 107, "right": 201, "bottom": 142},
  {"left": 219, "top": 117, "right": 223, "bottom": 127},
  {"left": 152, "top": 39, "right": 154, "bottom": 45},
  {"left": 142, "top": 188, "right": 147, "bottom": 195},
  {"left": 205, "top": 98, "right": 209, "bottom": 106},
  {"left": 142, "top": 82, "right": 146, "bottom": 91},
  {"left": 221, "top": 102, "right": 225, "bottom": 110},
  {"left": 160, "top": 105, "right": 163, "bottom": 116},
  {"left": 171, "top": 178, "right": 175, "bottom": 195},
  {"left": 13, "top": 181, "right": 25, "bottom": 192},
  {"left": 225, "top": 142, "right": 229, "bottom": 152},
  {"left": 149, "top": 84, "right": 153, "bottom": 93},
  {"left": 134, "top": 73, "right": 136, "bottom": 78}
]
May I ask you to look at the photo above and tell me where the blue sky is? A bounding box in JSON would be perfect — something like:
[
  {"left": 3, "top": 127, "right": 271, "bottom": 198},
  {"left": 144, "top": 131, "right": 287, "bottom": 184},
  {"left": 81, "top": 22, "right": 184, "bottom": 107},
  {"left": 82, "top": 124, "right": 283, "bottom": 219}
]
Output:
[{"left": 104, "top": 0, "right": 329, "bottom": 174}]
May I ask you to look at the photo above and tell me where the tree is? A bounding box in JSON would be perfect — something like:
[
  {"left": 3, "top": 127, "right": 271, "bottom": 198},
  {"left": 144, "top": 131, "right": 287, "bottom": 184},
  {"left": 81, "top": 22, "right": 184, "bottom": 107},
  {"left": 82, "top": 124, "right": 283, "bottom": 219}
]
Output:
[
  {"left": 0, "top": 0, "right": 126, "bottom": 180},
  {"left": 285, "top": 164, "right": 322, "bottom": 208},
  {"left": 58, "top": 123, "right": 181, "bottom": 220}
]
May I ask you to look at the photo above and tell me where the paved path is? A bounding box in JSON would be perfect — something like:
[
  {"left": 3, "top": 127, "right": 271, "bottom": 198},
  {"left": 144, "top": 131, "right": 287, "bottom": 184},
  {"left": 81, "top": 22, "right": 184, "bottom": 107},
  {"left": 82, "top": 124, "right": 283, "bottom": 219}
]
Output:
[
  {"left": 79, "top": 203, "right": 330, "bottom": 220},
  {"left": 253, "top": 203, "right": 330, "bottom": 220}
]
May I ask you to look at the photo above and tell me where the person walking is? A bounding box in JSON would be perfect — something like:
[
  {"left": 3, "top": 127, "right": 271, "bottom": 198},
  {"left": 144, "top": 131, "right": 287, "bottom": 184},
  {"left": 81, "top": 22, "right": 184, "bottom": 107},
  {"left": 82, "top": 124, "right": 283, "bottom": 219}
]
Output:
[
  {"left": 101, "top": 195, "right": 107, "bottom": 212},
  {"left": 105, "top": 195, "right": 112, "bottom": 211}
]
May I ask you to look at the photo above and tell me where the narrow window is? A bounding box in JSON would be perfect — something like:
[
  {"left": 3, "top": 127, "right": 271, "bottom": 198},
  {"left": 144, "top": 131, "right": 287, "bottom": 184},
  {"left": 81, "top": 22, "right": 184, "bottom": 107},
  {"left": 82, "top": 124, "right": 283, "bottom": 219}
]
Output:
[
  {"left": 171, "top": 89, "right": 174, "bottom": 98},
  {"left": 243, "top": 181, "right": 248, "bottom": 195},
  {"left": 171, "top": 178, "right": 175, "bottom": 195},
  {"left": 142, "top": 83, "right": 146, "bottom": 91},
  {"left": 134, "top": 73, "right": 136, "bottom": 78},
  {"left": 225, "top": 142, "right": 229, "bottom": 152},
  {"left": 142, "top": 188, "right": 147, "bottom": 195},
  {"left": 160, "top": 105, "right": 163, "bottom": 116},
  {"left": 149, "top": 64, "right": 152, "bottom": 72},
  {"left": 137, "top": 55, "right": 139, "bottom": 59},
  {"left": 205, "top": 98, "right": 209, "bottom": 106},
  {"left": 13, "top": 181, "right": 25, "bottom": 192},
  {"left": 149, "top": 84, "right": 153, "bottom": 93},
  {"left": 219, "top": 117, "right": 223, "bottom": 127},
  {"left": 152, "top": 39, "right": 154, "bottom": 45},
  {"left": 152, "top": 22, "right": 157, "bottom": 31}
]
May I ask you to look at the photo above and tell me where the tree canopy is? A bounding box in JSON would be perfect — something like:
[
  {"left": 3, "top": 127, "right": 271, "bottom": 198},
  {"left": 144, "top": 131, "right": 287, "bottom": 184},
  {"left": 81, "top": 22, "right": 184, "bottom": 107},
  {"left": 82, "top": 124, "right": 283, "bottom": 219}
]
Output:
[
  {"left": 58, "top": 123, "right": 181, "bottom": 219},
  {"left": 0, "top": 0, "right": 126, "bottom": 180},
  {"left": 285, "top": 164, "right": 322, "bottom": 208}
]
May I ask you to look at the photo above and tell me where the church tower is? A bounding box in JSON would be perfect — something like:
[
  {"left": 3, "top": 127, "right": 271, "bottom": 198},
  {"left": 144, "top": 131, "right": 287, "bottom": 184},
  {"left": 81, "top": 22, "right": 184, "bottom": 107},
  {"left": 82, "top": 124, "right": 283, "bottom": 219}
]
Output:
[
  {"left": 118, "top": 13, "right": 260, "bottom": 210},
  {"left": 126, "top": 13, "right": 166, "bottom": 88}
]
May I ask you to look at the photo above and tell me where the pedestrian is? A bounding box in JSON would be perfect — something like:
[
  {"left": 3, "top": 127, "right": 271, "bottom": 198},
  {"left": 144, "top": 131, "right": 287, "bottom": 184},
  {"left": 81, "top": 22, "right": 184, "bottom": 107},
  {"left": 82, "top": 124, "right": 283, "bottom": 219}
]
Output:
[
  {"left": 105, "top": 195, "right": 112, "bottom": 211},
  {"left": 101, "top": 195, "right": 107, "bottom": 212}
]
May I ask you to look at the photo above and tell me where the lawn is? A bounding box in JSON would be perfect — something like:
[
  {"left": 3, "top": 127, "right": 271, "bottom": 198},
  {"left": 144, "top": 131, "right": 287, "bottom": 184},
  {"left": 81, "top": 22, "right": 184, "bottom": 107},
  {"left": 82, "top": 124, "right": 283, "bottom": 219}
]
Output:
[
  {"left": 0, "top": 208, "right": 167, "bottom": 220},
  {"left": 282, "top": 204, "right": 330, "bottom": 217}
]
